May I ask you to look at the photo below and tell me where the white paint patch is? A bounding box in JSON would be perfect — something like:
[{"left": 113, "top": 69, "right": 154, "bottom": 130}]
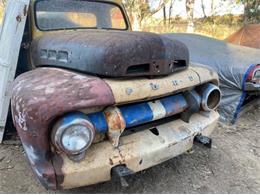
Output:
[
  {"left": 148, "top": 100, "right": 167, "bottom": 121},
  {"left": 15, "top": 98, "right": 28, "bottom": 131},
  {"left": 73, "top": 75, "right": 86, "bottom": 80},
  {"left": 15, "top": 110, "right": 28, "bottom": 131},
  {"left": 45, "top": 86, "right": 55, "bottom": 94},
  {"left": 34, "top": 85, "right": 46, "bottom": 90},
  {"left": 27, "top": 145, "right": 40, "bottom": 163}
]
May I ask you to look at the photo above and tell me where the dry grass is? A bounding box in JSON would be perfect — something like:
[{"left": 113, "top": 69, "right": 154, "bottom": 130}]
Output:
[{"left": 143, "top": 22, "right": 242, "bottom": 40}]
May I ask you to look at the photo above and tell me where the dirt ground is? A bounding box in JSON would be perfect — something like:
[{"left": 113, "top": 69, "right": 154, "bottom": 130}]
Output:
[{"left": 0, "top": 105, "right": 259, "bottom": 194}]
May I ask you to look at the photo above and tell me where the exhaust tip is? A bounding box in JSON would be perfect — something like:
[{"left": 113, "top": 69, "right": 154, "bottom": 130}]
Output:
[{"left": 200, "top": 83, "right": 221, "bottom": 111}]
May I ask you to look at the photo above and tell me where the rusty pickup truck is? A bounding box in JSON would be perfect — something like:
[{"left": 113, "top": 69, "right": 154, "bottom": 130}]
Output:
[{"left": 0, "top": 0, "right": 221, "bottom": 190}]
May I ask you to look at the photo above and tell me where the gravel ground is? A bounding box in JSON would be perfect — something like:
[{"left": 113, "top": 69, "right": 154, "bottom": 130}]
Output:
[{"left": 0, "top": 105, "right": 259, "bottom": 194}]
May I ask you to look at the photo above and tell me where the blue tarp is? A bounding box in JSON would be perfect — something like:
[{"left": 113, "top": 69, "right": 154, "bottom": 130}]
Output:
[{"left": 163, "top": 33, "right": 260, "bottom": 124}]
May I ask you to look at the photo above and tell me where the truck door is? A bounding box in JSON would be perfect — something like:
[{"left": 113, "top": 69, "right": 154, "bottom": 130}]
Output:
[{"left": 0, "top": 0, "right": 30, "bottom": 142}]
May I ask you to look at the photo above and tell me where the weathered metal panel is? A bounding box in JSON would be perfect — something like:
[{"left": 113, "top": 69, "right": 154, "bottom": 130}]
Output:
[
  {"left": 104, "top": 106, "right": 126, "bottom": 147},
  {"left": 11, "top": 66, "right": 219, "bottom": 189},
  {"left": 11, "top": 67, "right": 115, "bottom": 189},
  {"left": 61, "top": 93, "right": 188, "bottom": 147},
  {"left": 31, "top": 30, "right": 189, "bottom": 77},
  {"left": 0, "top": 0, "right": 30, "bottom": 142},
  {"left": 53, "top": 111, "right": 219, "bottom": 189},
  {"left": 103, "top": 67, "right": 203, "bottom": 104},
  {"left": 189, "top": 64, "right": 219, "bottom": 86},
  {"left": 119, "top": 94, "right": 188, "bottom": 128}
]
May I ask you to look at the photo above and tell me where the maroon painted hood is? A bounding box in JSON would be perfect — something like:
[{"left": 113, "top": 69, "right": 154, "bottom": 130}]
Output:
[{"left": 31, "top": 30, "right": 189, "bottom": 77}]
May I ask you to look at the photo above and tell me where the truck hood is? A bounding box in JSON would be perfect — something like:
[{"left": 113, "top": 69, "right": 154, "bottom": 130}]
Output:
[{"left": 31, "top": 30, "right": 189, "bottom": 77}]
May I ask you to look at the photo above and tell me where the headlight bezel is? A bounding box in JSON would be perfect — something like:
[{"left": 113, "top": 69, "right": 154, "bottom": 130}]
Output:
[{"left": 51, "top": 116, "right": 95, "bottom": 156}]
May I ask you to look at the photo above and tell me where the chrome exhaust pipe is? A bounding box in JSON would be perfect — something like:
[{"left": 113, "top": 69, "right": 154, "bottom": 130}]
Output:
[
  {"left": 181, "top": 83, "right": 221, "bottom": 122},
  {"left": 197, "top": 83, "right": 221, "bottom": 112}
]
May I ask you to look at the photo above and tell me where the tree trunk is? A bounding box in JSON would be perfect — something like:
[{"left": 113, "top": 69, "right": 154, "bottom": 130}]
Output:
[
  {"left": 131, "top": 12, "right": 141, "bottom": 31},
  {"left": 186, "top": 0, "right": 195, "bottom": 33},
  {"left": 168, "top": 0, "right": 174, "bottom": 25},
  {"left": 211, "top": 0, "right": 214, "bottom": 15},
  {"left": 201, "top": 0, "right": 207, "bottom": 18},
  {"left": 163, "top": 5, "right": 167, "bottom": 26},
  {"left": 123, "top": 0, "right": 170, "bottom": 31},
  {"left": 243, "top": 0, "right": 249, "bottom": 24}
]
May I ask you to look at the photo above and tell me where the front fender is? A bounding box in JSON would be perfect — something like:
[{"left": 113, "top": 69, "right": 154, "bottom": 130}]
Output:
[{"left": 11, "top": 67, "right": 115, "bottom": 189}]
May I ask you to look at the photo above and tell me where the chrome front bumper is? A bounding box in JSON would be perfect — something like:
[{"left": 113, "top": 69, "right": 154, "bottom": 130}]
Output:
[{"left": 53, "top": 111, "right": 219, "bottom": 189}]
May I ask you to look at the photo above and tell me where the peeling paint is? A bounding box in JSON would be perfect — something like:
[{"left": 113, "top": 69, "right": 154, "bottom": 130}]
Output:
[
  {"left": 32, "top": 31, "right": 189, "bottom": 77},
  {"left": 53, "top": 111, "right": 219, "bottom": 189},
  {"left": 104, "top": 107, "right": 126, "bottom": 147},
  {"left": 11, "top": 66, "right": 219, "bottom": 190},
  {"left": 11, "top": 68, "right": 115, "bottom": 189}
]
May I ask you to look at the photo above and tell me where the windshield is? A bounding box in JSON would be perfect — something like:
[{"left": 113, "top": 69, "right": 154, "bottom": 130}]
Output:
[{"left": 35, "top": 0, "right": 127, "bottom": 31}]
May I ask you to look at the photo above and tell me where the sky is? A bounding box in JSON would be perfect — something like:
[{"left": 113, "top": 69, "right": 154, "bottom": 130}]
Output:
[{"left": 153, "top": 0, "right": 244, "bottom": 19}]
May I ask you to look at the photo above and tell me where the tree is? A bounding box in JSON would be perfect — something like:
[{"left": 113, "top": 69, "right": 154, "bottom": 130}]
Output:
[
  {"left": 0, "top": 0, "right": 6, "bottom": 8},
  {"left": 201, "top": 0, "right": 207, "bottom": 18},
  {"left": 168, "top": 0, "right": 175, "bottom": 25},
  {"left": 1, "top": 0, "right": 6, "bottom": 6},
  {"left": 186, "top": 0, "right": 195, "bottom": 33},
  {"left": 210, "top": 0, "right": 215, "bottom": 16},
  {"left": 236, "top": 0, "right": 260, "bottom": 24},
  {"left": 163, "top": 4, "right": 167, "bottom": 26},
  {"left": 123, "top": 0, "right": 169, "bottom": 31}
]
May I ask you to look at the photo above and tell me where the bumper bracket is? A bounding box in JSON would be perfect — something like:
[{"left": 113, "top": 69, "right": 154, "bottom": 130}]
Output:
[
  {"left": 111, "top": 165, "right": 134, "bottom": 187},
  {"left": 194, "top": 134, "right": 212, "bottom": 148}
]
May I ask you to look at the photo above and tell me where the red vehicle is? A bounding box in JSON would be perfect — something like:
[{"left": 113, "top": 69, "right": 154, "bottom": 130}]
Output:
[{"left": 225, "top": 24, "right": 260, "bottom": 49}]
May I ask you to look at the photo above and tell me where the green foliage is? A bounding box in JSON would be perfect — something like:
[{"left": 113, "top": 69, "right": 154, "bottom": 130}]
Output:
[
  {"left": 123, "top": 0, "right": 169, "bottom": 30},
  {"left": 237, "top": 0, "right": 260, "bottom": 23}
]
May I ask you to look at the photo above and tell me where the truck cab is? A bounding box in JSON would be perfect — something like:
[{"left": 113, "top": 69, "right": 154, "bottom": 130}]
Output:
[{"left": 1, "top": 0, "right": 220, "bottom": 190}]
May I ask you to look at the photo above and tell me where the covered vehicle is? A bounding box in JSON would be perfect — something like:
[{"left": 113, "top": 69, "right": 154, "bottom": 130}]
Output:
[
  {"left": 225, "top": 24, "right": 260, "bottom": 49},
  {"left": 1, "top": 0, "right": 220, "bottom": 190},
  {"left": 164, "top": 33, "right": 260, "bottom": 124}
]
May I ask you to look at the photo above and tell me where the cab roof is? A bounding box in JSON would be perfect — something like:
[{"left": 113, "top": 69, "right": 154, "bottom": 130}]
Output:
[{"left": 32, "top": 0, "right": 123, "bottom": 5}]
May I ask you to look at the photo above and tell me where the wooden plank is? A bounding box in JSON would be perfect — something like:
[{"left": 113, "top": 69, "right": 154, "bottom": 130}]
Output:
[{"left": 0, "top": 0, "right": 30, "bottom": 142}]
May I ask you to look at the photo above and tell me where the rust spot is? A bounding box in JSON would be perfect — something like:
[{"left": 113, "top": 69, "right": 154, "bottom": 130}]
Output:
[
  {"left": 93, "top": 133, "right": 105, "bottom": 144},
  {"left": 168, "top": 142, "right": 178, "bottom": 148},
  {"left": 11, "top": 68, "right": 115, "bottom": 189},
  {"left": 118, "top": 149, "right": 126, "bottom": 163},
  {"left": 16, "top": 15, "right": 21, "bottom": 22},
  {"left": 139, "top": 159, "right": 143, "bottom": 165},
  {"left": 23, "top": 5, "right": 28, "bottom": 16},
  {"left": 104, "top": 111, "right": 111, "bottom": 118},
  {"left": 109, "top": 158, "right": 114, "bottom": 166},
  {"left": 104, "top": 107, "right": 126, "bottom": 147},
  {"left": 52, "top": 154, "right": 65, "bottom": 190},
  {"left": 104, "top": 108, "right": 125, "bottom": 130},
  {"left": 31, "top": 31, "right": 189, "bottom": 77}
]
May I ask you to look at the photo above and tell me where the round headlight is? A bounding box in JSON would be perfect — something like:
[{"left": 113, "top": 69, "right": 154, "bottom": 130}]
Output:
[
  {"left": 61, "top": 124, "right": 93, "bottom": 154},
  {"left": 52, "top": 113, "right": 95, "bottom": 156}
]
